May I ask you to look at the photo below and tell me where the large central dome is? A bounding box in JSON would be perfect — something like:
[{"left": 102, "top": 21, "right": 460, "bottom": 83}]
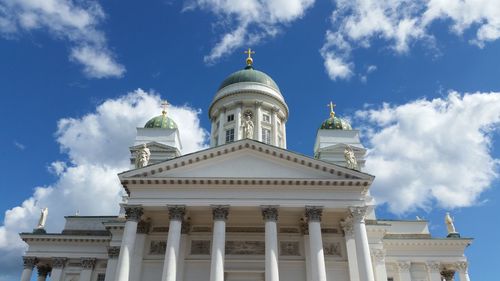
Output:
[{"left": 218, "top": 66, "right": 280, "bottom": 92}]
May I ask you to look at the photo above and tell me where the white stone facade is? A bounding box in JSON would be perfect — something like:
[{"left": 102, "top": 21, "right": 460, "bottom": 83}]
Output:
[{"left": 19, "top": 63, "right": 472, "bottom": 281}]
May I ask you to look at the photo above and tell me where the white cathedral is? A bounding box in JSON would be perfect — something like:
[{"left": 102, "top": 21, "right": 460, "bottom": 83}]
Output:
[{"left": 19, "top": 53, "right": 472, "bottom": 281}]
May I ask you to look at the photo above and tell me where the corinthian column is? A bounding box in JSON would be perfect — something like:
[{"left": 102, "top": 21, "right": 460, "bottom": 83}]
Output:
[
  {"left": 210, "top": 206, "right": 229, "bottom": 281},
  {"left": 50, "top": 258, "right": 66, "bottom": 281},
  {"left": 161, "top": 205, "right": 185, "bottom": 281},
  {"left": 349, "top": 206, "right": 375, "bottom": 281},
  {"left": 455, "top": 262, "right": 471, "bottom": 281},
  {"left": 397, "top": 261, "right": 412, "bottom": 281},
  {"left": 104, "top": 247, "right": 120, "bottom": 281},
  {"left": 340, "top": 217, "right": 359, "bottom": 281},
  {"left": 262, "top": 207, "right": 280, "bottom": 281},
  {"left": 114, "top": 206, "right": 143, "bottom": 281},
  {"left": 371, "top": 249, "right": 388, "bottom": 281},
  {"left": 36, "top": 265, "right": 51, "bottom": 281},
  {"left": 20, "top": 257, "right": 37, "bottom": 281},
  {"left": 305, "top": 207, "right": 327, "bottom": 281},
  {"left": 426, "top": 261, "right": 441, "bottom": 281},
  {"left": 79, "top": 258, "right": 96, "bottom": 281}
]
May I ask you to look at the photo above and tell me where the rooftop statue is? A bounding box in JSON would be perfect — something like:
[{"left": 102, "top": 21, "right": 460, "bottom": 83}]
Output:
[
  {"left": 445, "top": 212, "right": 457, "bottom": 234},
  {"left": 36, "top": 208, "right": 48, "bottom": 229},
  {"left": 136, "top": 143, "right": 151, "bottom": 168},
  {"left": 344, "top": 145, "right": 359, "bottom": 171}
]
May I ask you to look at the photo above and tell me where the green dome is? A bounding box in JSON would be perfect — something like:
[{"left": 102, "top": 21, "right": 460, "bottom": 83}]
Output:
[
  {"left": 144, "top": 114, "right": 178, "bottom": 129},
  {"left": 218, "top": 66, "right": 280, "bottom": 92},
  {"left": 320, "top": 116, "right": 352, "bottom": 130}
]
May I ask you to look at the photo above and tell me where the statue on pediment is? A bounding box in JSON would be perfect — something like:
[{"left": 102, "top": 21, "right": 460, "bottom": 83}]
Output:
[
  {"left": 36, "top": 208, "right": 48, "bottom": 229},
  {"left": 445, "top": 212, "right": 457, "bottom": 235},
  {"left": 344, "top": 145, "right": 359, "bottom": 170},
  {"left": 135, "top": 143, "right": 151, "bottom": 168}
]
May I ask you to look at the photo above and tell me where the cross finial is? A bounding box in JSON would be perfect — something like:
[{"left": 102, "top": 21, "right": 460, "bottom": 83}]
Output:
[
  {"left": 327, "top": 101, "right": 336, "bottom": 118},
  {"left": 161, "top": 100, "right": 169, "bottom": 115},
  {"left": 244, "top": 48, "right": 255, "bottom": 66}
]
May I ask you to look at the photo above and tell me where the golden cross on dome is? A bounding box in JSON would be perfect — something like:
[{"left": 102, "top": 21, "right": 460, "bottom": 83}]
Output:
[
  {"left": 327, "top": 101, "right": 336, "bottom": 118},
  {"left": 244, "top": 48, "right": 255, "bottom": 66},
  {"left": 161, "top": 100, "right": 169, "bottom": 115}
]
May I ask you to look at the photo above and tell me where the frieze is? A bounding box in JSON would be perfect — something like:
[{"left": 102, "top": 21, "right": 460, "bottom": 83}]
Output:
[
  {"left": 152, "top": 226, "right": 169, "bottom": 233},
  {"left": 280, "top": 241, "right": 300, "bottom": 256},
  {"left": 226, "top": 241, "right": 265, "bottom": 255},
  {"left": 150, "top": 241, "right": 167, "bottom": 255},
  {"left": 280, "top": 227, "right": 299, "bottom": 234},
  {"left": 323, "top": 242, "right": 341, "bottom": 257},
  {"left": 226, "top": 227, "right": 265, "bottom": 233},
  {"left": 137, "top": 219, "right": 151, "bottom": 234},
  {"left": 191, "top": 240, "right": 210, "bottom": 255}
]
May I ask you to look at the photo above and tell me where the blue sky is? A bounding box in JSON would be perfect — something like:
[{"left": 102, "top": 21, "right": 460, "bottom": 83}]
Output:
[{"left": 1, "top": 0, "right": 499, "bottom": 280}]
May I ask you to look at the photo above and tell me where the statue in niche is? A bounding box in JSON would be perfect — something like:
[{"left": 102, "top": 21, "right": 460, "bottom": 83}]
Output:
[
  {"left": 344, "top": 145, "right": 359, "bottom": 170},
  {"left": 445, "top": 212, "right": 457, "bottom": 234},
  {"left": 36, "top": 208, "right": 48, "bottom": 229},
  {"left": 135, "top": 143, "right": 151, "bottom": 168},
  {"left": 241, "top": 113, "right": 254, "bottom": 139}
]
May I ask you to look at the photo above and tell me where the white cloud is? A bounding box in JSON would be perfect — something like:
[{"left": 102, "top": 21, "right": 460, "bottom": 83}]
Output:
[
  {"left": 322, "top": 0, "right": 500, "bottom": 80},
  {"left": 13, "top": 141, "right": 25, "bottom": 150},
  {"left": 322, "top": 52, "right": 353, "bottom": 80},
  {"left": 0, "top": 89, "right": 208, "bottom": 280},
  {"left": 0, "top": 0, "right": 125, "bottom": 78},
  {"left": 356, "top": 91, "right": 500, "bottom": 214},
  {"left": 186, "top": 0, "right": 315, "bottom": 63}
]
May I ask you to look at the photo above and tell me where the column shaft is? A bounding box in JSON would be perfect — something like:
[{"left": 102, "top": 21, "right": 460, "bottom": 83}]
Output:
[
  {"left": 130, "top": 233, "right": 147, "bottom": 281},
  {"left": 210, "top": 220, "right": 226, "bottom": 281},
  {"left": 256, "top": 103, "right": 262, "bottom": 141},
  {"left": 303, "top": 235, "right": 312, "bottom": 281},
  {"left": 20, "top": 257, "right": 36, "bottom": 281},
  {"left": 20, "top": 268, "right": 33, "bottom": 281},
  {"left": 306, "top": 207, "right": 327, "bottom": 281},
  {"left": 350, "top": 207, "right": 375, "bottom": 281},
  {"left": 341, "top": 218, "right": 359, "bottom": 281},
  {"left": 456, "top": 262, "right": 471, "bottom": 281},
  {"left": 271, "top": 109, "right": 279, "bottom": 146},
  {"left": 235, "top": 105, "right": 242, "bottom": 140},
  {"left": 114, "top": 206, "right": 142, "bottom": 281},
  {"left": 426, "top": 262, "right": 441, "bottom": 281},
  {"left": 80, "top": 258, "right": 96, "bottom": 281},
  {"left": 397, "top": 261, "right": 412, "bottom": 281},
  {"left": 217, "top": 109, "right": 226, "bottom": 145},
  {"left": 262, "top": 207, "right": 280, "bottom": 281},
  {"left": 161, "top": 206, "right": 185, "bottom": 281},
  {"left": 372, "top": 249, "right": 388, "bottom": 281},
  {"left": 51, "top": 258, "right": 67, "bottom": 281}
]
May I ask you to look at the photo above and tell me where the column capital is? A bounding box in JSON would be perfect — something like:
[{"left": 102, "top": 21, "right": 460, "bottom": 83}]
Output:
[
  {"left": 168, "top": 205, "right": 186, "bottom": 221},
  {"left": 81, "top": 258, "right": 96, "bottom": 270},
  {"left": 371, "top": 249, "right": 386, "bottom": 264},
  {"left": 125, "top": 205, "right": 143, "bottom": 222},
  {"left": 340, "top": 216, "right": 354, "bottom": 237},
  {"left": 261, "top": 206, "right": 279, "bottom": 222},
  {"left": 305, "top": 206, "right": 323, "bottom": 222},
  {"left": 52, "top": 257, "right": 67, "bottom": 269},
  {"left": 454, "top": 261, "right": 468, "bottom": 273},
  {"left": 349, "top": 206, "right": 368, "bottom": 222},
  {"left": 441, "top": 269, "right": 456, "bottom": 281},
  {"left": 396, "top": 261, "right": 411, "bottom": 272},
  {"left": 108, "top": 246, "right": 120, "bottom": 259},
  {"left": 137, "top": 218, "right": 151, "bottom": 234},
  {"left": 212, "top": 205, "right": 229, "bottom": 221},
  {"left": 426, "top": 261, "right": 441, "bottom": 273},
  {"left": 36, "top": 265, "right": 51, "bottom": 277},
  {"left": 22, "top": 256, "right": 37, "bottom": 269}
]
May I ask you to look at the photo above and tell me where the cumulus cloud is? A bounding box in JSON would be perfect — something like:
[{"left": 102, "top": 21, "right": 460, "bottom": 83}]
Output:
[
  {"left": 0, "top": 0, "right": 125, "bottom": 78},
  {"left": 322, "top": 0, "right": 500, "bottom": 80},
  {"left": 0, "top": 89, "right": 208, "bottom": 280},
  {"left": 357, "top": 91, "right": 500, "bottom": 214},
  {"left": 186, "top": 0, "right": 315, "bottom": 63}
]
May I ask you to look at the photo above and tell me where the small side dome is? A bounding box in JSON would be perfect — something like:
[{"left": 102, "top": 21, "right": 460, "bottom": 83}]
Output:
[
  {"left": 320, "top": 101, "right": 352, "bottom": 130},
  {"left": 320, "top": 116, "right": 352, "bottom": 130},
  {"left": 144, "top": 115, "right": 178, "bottom": 129}
]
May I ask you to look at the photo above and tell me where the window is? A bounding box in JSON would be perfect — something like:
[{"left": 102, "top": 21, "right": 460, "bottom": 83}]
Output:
[
  {"left": 225, "top": 128, "right": 235, "bottom": 143},
  {"left": 262, "top": 128, "right": 271, "bottom": 144},
  {"left": 227, "top": 114, "right": 234, "bottom": 122},
  {"left": 97, "top": 274, "right": 106, "bottom": 281},
  {"left": 263, "top": 114, "right": 270, "bottom": 123}
]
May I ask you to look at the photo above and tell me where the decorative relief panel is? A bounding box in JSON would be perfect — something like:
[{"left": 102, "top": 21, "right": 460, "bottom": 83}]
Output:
[
  {"left": 149, "top": 241, "right": 166, "bottom": 255},
  {"left": 323, "top": 242, "right": 342, "bottom": 257},
  {"left": 226, "top": 241, "right": 265, "bottom": 255},
  {"left": 280, "top": 241, "right": 300, "bottom": 256},
  {"left": 191, "top": 240, "right": 210, "bottom": 255}
]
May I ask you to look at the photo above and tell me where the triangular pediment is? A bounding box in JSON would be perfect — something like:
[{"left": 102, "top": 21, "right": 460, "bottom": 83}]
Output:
[{"left": 119, "top": 139, "right": 373, "bottom": 181}]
